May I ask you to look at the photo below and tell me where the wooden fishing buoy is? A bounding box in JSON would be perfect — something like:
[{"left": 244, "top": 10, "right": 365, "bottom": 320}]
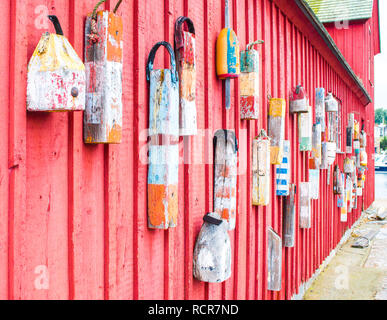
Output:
[
  {"left": 351, "top": 170, "right": 357, "bottom": 209},
  {"left": 300, "top": 182, "right": 311, "bottom": 229},
  {"left": 216, "top": 28, "right": 240, "bottom": 80},
  {"left": 360, "top": 130, "right": 367, "bottom": 148},
  {"left": 311, "top": 123, "right": 322, "bottom": 169},
  {"left": 146, "top": 41, "right": 179, "bottom": 230},
  {"left": 240, "top": 41, "right": 263, "bottom": 120},
  {"left": 321, "top": 141, "right": 336, "bottom": 169},
  {"left": 214, "top": 130, "right": 238, "bottom": 230},
  {"left": 283, "top": 184, "right": 296, "bottom": 248},
  {"left": 298, "top": 104, "right": 312, "bottom": 152},
  {"left": 276, "top": 140, "right": 291, "bottom": 196},
  {"left": 268, "top": 98, "right": 286, "bottom": 164},
  {"left": 326, "top": 142, "right": 337, "bottom": 165},
  {"left": 346, "top": 113, "right": 355, "bottom": 154},
  {"left": 337, "top": 172, "right": 346, "bottom": 208},
  {"left": 175, "top": 16, "right": 197, "bottom": 136},
  {"left": 309, "top": 169, "right": 320, "bottom": 200},
  {"left": 344, "top": 157, "right": 355, "bottom": 174},
  {"left": 252, "top": 129, "right": 270, "bottom": 206},
  {"left": 333, "top": 165, "right": 344, "bottom": 195},
  {"left": 267, "top": 227, "right": 282, "bottom": 291},
  {"left": 193, "top": 213, "right": 232, "bottom": 283},
  {"left": 217, "top": 0, "right": 239, "bottom": 110},
  {"left": 84, "top": 0, "right": 124, "bottom": 144},
  {"left": 27, "top": 15, "right": 85, "bottom": 112},
  {"left": 325, "top": 92, "right": 338, "bottom": 112},
  {"left": 340, "top": 177, "right": 349, "bottom": 221},
  {"left": 320, "top": 142, "right": 328, "bottom": 170},
  {"left": 357, "top": 172, "right": 364, "bottom": 196},
  {"left": 360, "top": 150, "right": 368, "bottom": 167},
  {"left": 346, "top": 174, "right": 353, "bottom": 214},
  {"left": 289, "top": 85, "right": 308, "bottom": 113},
  {"left": 315, "top": 88, "right": 326, "bottom": 131}
]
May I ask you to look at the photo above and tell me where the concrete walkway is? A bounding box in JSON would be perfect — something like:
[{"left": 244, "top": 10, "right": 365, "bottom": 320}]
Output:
[{"left": 304, "top": 200, "right": 387, "bottom": 300}]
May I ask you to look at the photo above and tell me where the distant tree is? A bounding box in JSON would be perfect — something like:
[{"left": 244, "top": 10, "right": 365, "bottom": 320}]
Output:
[
  {"left": 381, "top": 137, "right": 387, "bottom": 151},
  {"left": 375, "top": 108, "right": 387, "bottom": 124}
]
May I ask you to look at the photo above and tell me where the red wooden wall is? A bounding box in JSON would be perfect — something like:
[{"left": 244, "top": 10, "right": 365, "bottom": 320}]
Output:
[{"left": 0, "top": 0, "right": 376, "bottom": 300}]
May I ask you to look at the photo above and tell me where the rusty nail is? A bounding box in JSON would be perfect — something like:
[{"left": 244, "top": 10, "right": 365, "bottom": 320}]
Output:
[{"left": 71, "top": 87, "right": 79, "bottom": 98}]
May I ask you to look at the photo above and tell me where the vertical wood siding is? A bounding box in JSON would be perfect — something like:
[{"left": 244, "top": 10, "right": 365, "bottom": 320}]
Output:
[{"left": 0, "top": 0, "right": 376, "bottom": 300}]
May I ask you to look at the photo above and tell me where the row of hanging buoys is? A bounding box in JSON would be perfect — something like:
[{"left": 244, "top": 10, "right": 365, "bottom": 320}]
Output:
[
  {"left": 84, "top": 0, "right": 124, "bottom": 143},
  {"left": 334, "top": 115, "right": 368, "bottom": 221},
  {"left": 188, "top": 42, "right": 238, "bottom": 282},
  {"left": 146, "top": 16, "right": 198, "bottom": 230},
  {"left": 27, "top": 0, "right": 125, "bottom": 145}
]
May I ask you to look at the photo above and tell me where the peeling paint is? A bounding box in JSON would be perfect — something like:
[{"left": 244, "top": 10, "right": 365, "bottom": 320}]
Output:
[
  {"left": 252, "top": 130, "right": 270, "bottom": 206},
  {"left": 27, "top": 32, "right": 85, "bottom": 112},
  {"left": 240, "top": 46, "right": 259, "bottom": 120},
  {"left": 309, "top": 169, "right": 319, "bottom": 200},
  {"left": 216, "top": 28, "right": 240, "bottom": 79},
  {"left": 175, "top": 25, "right": 197, "bottom": 136},
  {"left": 147, "top": 42, "right": 179, "bottom": 230},
  {"left": 289, "top": 86, "right": 308, "bottom": 113},
  {"left": 268, "top": 228, "right": 282, "bottom": 291},
  {"left": 311, "top": 124, "right": 322, "bottom": 168},
  {"left": 315, "top": 88, "right": 326, "bottom": 131},
  {"left": 300, "top": 182, "right": 311, "bottom": 229},
  {"left": 298, "top": 105, "right": 312, "bottom": 152},
  {"left": 84, "top": 11, "right": 123, "bottom": 144},
  {"left": 214, "top": 130, "right": 237, "bottom": 230},
  {"left": 325, "top": 92, "right": 338, "bottom": 112},
  {"left": 283, "top": 185, "right": 296, "bottom": 247},
  {"left": 193, "top": 213, "right": 231, "bottom": 283},
  {"left": 268, "top": 98, "right": 286, "bottom": 164}
]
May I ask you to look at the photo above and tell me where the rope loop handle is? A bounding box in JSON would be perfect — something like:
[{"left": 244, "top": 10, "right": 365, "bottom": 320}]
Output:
[
  {"left": 113, "top": 0, "right": 123, "bottom": 13},
  {"left": 146, "top": 41, "right": 178, "bottom": 84},
  {"left": 48, "top": 16, "right": 64, "bottom": 35},
  {"left": 92, "top": 0, "right": 123, "bottom": 20},
  {"left": 246, "top": 40, "right": 264, "bottom": 51},
  {"left": 203, "top": 213, "right": 223, "bottom": 226},
  {"left": 175, "top": 16, "right": 195, "bottom": 50},
  {"left": 92, "top": 0, "right": 107, "bottom": 20},
  {"left": 257, "top": 129, "right": 269, "bottom": 140}
]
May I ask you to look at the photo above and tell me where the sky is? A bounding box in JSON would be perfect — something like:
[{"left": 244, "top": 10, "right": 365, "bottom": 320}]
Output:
[{"left": 375, "top": 0, "right": 387, "bottom": 109}]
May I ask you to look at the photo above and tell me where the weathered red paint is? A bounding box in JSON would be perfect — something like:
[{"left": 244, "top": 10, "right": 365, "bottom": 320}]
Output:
[{"left": 0, "top": 0, "right": 378, "bottom": 300}]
